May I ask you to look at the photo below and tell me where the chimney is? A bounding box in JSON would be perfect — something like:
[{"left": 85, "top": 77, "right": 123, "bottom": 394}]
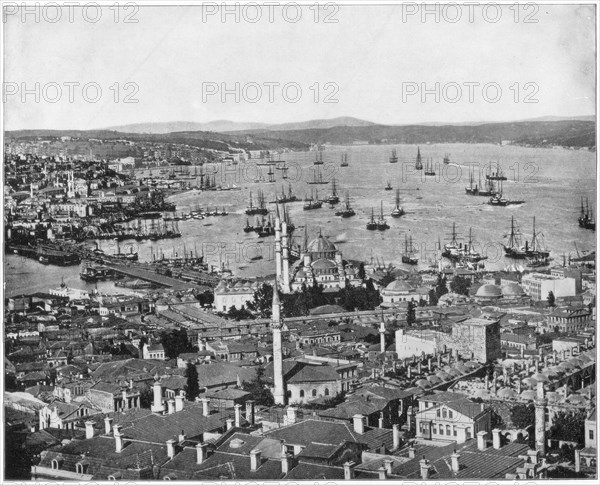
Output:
[
  {"left": 178, "top": 429, "right": 186, "bottom": 443},
  {"left": 419, "top": 458, "right": 430, "bottom": 479},
  {"left": 477, "top": 430, "right": 487, "bottom": 450},
  {"left": 175, "top": 395, "right": 184, "bottom": 412},
  {"left": 383, "top": 458, "right": 393, "bottom": 475},
  {"left": 492, "top": 428, "right": 502, "bottom": 449},
  {"left": 226, "top": 418, "right": 234, "bottom": 430},
  {"left": 408, "top": 445, "right": 416, "bottom": 458},
  {"left": 378, "top": 412, "right": 384, "bottom": 429},
  {"left": 122, "top": 389, "right": 128, "bottom": 410},
  {"left": 527, "top": 449, "right": 539, "bottom": 465},
  {"left": 234, "top": 404, "right": 242, "bottom": 428},
  {"left": 104, "top": 416, "right": 113, "bottom": 435},
  {"left": 451, "top": 450, "right": 460, "bottom": 472},
  {"left": 245, "top": 400, "right": 255, "bottom": 426},
  {"left": 353, "top": 414, "right": 365, "bottom": 434},
  {"left": 201, "top": 398, "right": 210, "bottom": 417},
  {"left": 196, "top": 442, "right": 208, "bottom": 464},
  {"left": 85, "top": 421, "right": 95, "bottom": 439},
  {"left": 167, "top": 399, "right": 176, "bottom": 415},
  {"left": 392, "top": 424, "right": 400, "bottom": 450},
  {"left": 343, "top": 461, "right": 355, "bottom": 480},
  {"left": 151, "top": 380, "right": 164, "bottom": 414},
  {"left": 113, "top": 425, "right": 123, "bottom": 453},
  {"left": 166, "top": 439, "right": 176, "bottom": 459},
  {"left": 250, "top": 449, "right": 262, "bottom": 471},
  {"left": 281, "top": 453, "right": 292, "bottom": 474},
  {"left": 198, "top": 338, "right": 206, "bottom": 351},
  {"left": 378, "top": 466, "right": 387, "bottom": 479},
  {"left": 286, "top": 406, "right": 297, "bottom": 424}
]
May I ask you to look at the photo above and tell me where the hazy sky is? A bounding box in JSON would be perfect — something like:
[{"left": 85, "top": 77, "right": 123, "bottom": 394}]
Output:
[{"left": 4, "top": 3, "right": 596, "bottom": 129}]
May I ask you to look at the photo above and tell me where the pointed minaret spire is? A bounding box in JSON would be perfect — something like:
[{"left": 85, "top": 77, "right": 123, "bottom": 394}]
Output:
[
  {"left": 271, "top": 279, "right": 285, "bottom": 405},
  {"left": 303, "top": 226, "right": 308, "bottom": 252}
]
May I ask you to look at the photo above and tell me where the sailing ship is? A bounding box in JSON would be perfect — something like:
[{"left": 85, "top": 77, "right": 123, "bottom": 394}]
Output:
[
  {"left": 340, "top": 152, "right": 349, "bottom": 167},
  {"left": 384, "top": 180, "right": 393, "bottom": 191},
  {"left": 389, "top": 149, "right": 398, "bottom": 164},
  {"left": 503, "top": 216, "right": 550, "bottom": 259},
  {"left": 415, "top": 146, "right": 423, "bottom": 170},
  {"left": 267, "top": 165, "right": 275, "bottom": 183},
  {"left": 462, "top": 228, "right": 487, "bottom": 263},
  {"left": 391, "top": 189, "right": 405, "bottom": 218},
  {"left": 465, "top": 167, "right": 496, "bottom": 196},
  {"left": 443, "top": 153, "right": 451, "bottom": 164},
  {"left": 307, "top": 166, "right": 329, "bottom": 185},
  {"left": 442, "top": 223, "right": 462, "bottom": 260},
  {"left": 272, "top": 183, "right": 299, "bottom": 204},
  {"left": 488, "top": 180, "right": 524, "bottom": 206},
  {"left": 314, "top": 149, "right": 324, "bottom": 165},
  {"left": 578, "top": 197, "right": 596, "bottom": 230},
  {"left": 486, "top": 160, "right": 507, "bottom": 181},
  {"left": 335, "top": 192, "right": 355, "bottom": 217},
  {"left": 243, "top": 218, "right": 254, "bottom": 233},
  {"left": 424, "top": 158, "right": 436, "bottom": 176},
  {"left": 366, "top": 208, "right": 377, "bottom": 230},
  {"left": 376, "top": 201, "right": 389, "bottom": 230},
  {"left": 402, "top": 234, "right": 419, "bottom": 265},
  {"left": 303, "top": 189, "right": 323, "bottom": 210},
  {"left": 245, "top": 190, "right": 269, "bottom": 215},
  {"left": 327, "top": 178, "right": 340, "bottom": 204}
]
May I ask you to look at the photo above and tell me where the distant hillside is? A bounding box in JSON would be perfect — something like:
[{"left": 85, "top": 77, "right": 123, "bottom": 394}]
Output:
[
  {"left": 236, "top": 120, "right": 596, "bottom": 149},
  {"left": 5, "top": 129, "right": 310, "bottom": 152},
  {"left": 107, "top": 116, "right": 375, "bottom": 134}
]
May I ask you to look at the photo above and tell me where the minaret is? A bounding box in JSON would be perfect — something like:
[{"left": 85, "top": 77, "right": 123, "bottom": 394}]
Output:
[
  {"left": 275, "top": 204, "right": 282, "bottom": 282},
  {"left": 379, "top": 314, "right": 386, "bottom": 354},
  {"left": 271, "top": 281, "right": 286, "bottom": 405},
  {"left": 534, "top": 382, "right": 547, "bottom": 456},
  {"left": 281, "top": 220, "right": 290, "bottom": 293}
]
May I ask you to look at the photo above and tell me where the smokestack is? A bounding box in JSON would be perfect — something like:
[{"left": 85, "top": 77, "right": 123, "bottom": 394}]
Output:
[
  {"left": 178, "top": 429, "right": 186, "bottom": 443},
  {"left": 175, "top": 395, "right": 184, "bottom": 412},
  {"left": 383, "top": 459, "right": 393, "bottom": 475},
  {"left": 167, "top": 399, "right": 176, "bottom": 415},
  {"left": 246, "top": 400, "right": 255, "bottom": 425},
  {"left": 122, "top": 389, "right": 128, "bottom": 410},
  {"left": 408, "top": 445, "right": 415, "bottom": 459},
  {"left": 392, "top": 424, "right": 400, "bottom": 450},
  {"left": 451, "top": 450, "right": 460, "bottom": 472},
  {"left": 151, "top": 380, "right": 164, "bottom": 414},
  {"left": 492, "top": 428, "right": 502, "bottom": 449},
  {"left": 104, "top": 416, "right": 113, "bottom": 435},
  {"left": 196, "top": 442, "right": 208, "bottom": 464},
  {"left": 85, "top": 421, "right": 95, "bottom": 439},
  {"left": 477, "top": 430, "right": 487, "bottom": 451},
  {"left": 201, "top": 398, "right": 210, "bottom": 417},
  {"left": 226, "top": 418, "right": 234, "bottom": 430},
  {"left": 353, "top": 414, "right": 365, "bottom": 435},
  {"left": 343, "top": 461, "right": 355, "bottom": 480},
  {"left": 378, "top": 412, "right": 384, "bottom": 429},
  {"left": 166, "top": 439, "right": 176, "bottom": 459},
  {"left": 113, "top": 425, "right": 123, "bottom": 453},
  {"left": 234, "top": 404, "right": 242, "bottom": 428},
  {"left": 281, "top": 453, "right": 292, "bottom": 474},
  {"left": 419, "top": 458, "right": 430, "bottom": 479},
  {"left": 378, "top": 466, "right": 387, "bottom": 479},
  {"left": 250, "top": 449, "right": 262, "bottom": 471}
]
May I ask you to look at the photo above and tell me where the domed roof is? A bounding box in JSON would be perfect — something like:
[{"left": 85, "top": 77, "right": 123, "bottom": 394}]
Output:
[
  {"left": 522, "top": 377, "right": 538, "bottom": 387},
  {"left": 521, "top": 390, "right": 537, "bottom": 401},
  {"left": 567, "top": 394, "right": 587, "bottom": 405},
  {"left": 427, "top": 375, "right": 442, "bottom": 385},
  {"left": 436, "top": 371, "right": 451, "bottom": 381},
  {"left": 497, "top": 387, "right": 519, "bottom": 399},
  {"left": 446, "top": 368, "right": 462, "bottom": 378},
  {"left": 532, "top": 373, "right": 549, "bottom": 383},
  {"left": 454, "top": 363, "right": 470, "bottom": 374},
  {"left": 546, "top": 392, "right": 561, "bottom": 403},
  {"left": 307, "top": 233, "right": 336, "bottom": 253},
  {"left": 464, "top": 361, "right": 480, "bottom": 370},
  {"left": 502, "top": 282, "right": 525, "bottom": 297},
  {"left": 475, "top": 284, "right": 502, "bottom": 298},
  {"left": 385, "top": 279, "right": 414, "bottom": 292},
  {"left": 415, "top": 379, "right": 431, "bottom": 389},
  {"left": 312, "top": 258, "right": 337, "bottom": 270}
]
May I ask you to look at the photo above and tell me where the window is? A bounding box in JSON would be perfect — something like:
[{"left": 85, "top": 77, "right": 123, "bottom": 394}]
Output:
[
  {"left": 448, "top": 410, "right": 453, "bottom": 418},
  {"left": 590, "top": 430, "right": 594, "bottom": 440},
  {"left": 453, "top": 426, "right": 457, "bottom": 437},
  {"left": 299, "top": 390, "right": 305, "bottom": 398},
  {"left": 439, "top": 424, "right": 444, "bottom": 435},
  {"left": 324, "top": 388, "right": 329, "bottom": 396},
  {"left": 436, "top": 409, "right": 440, "bottom": 418},
  {"left": 76, "top": 463, "right": 86, "bottom": 474},
  {"left": 446, "top": 425, "right": 451, "bottom": 435},
  {"left": 442, "top": 409, "right": 447, "bottom": 418},
  {"left": 312, "top": 389, "right": 317, "bottom": 397},
  {"left": 51, "top": 459, "right": 60, "bottom": 470},
  {"left": 466, "top": 428, "right": 472, "bottom": 439},
  {"left": 432, "top": 426, "right": 437, "bottom": 434}
]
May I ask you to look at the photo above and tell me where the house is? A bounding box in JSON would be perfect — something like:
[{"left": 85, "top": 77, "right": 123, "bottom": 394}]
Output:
[
  {"left": 576, "top": 407, "right": 597, "bottom": 473},
  {"left": 547, "top": 306, "right": 592, "bottom": 333},
  {"left": 142, "top": 343, "right": 166, "bottom": 361}
]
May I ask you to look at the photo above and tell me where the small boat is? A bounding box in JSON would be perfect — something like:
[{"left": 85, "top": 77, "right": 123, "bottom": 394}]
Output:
[
  {"left": 366, "top": 208, "right": 377, "bottom": 230},
  {"left": 578, "top": 197, "right": 596, "bottom": 230},
  {"left": 314, "top": 149, "right": 324, "bottom": 165},
  {"left": 402, "top": 234, "right": 419, "bottom": 265},
  {"left": 327, "top": 178, "right": 340, "bottom": 205},
  {"left": 384, "top": 181, "right": 393, "bottom": 191},
  {"left": 340, "top": 152, "right": 349, "bottom": 167},
  {"left": 424, "top": 159, "right": 435, "bottom": 176},
  {"left": 486, "top": 160, "right": 507, "bottom": 181},
  {"left": 389, "top": 149, "right": 398, "bottom": 164},
  {"left": 335, "top": 192, "right": 355, "bottom": 218},
  {"left": 376, "top": 201, "right": 389, "bottom": 230},
  {"left": 415, "top": 146, "right": 423, "bottom": 170},
  {"left": 443, "top": 153, "right": 450, "bottom": 164}
]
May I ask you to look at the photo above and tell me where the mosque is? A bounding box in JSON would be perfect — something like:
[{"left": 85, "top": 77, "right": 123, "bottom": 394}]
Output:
[{"left": 274, "top": 206, "right": 362, "bottom": 294}]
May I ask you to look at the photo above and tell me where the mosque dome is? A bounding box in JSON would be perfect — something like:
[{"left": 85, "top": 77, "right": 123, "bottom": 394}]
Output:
[
  {"left": 307, "top": 233, "right": 336, "bottom": 253},
  {"left": 475, "top": 284, "right": 502, "bottom": 298},
  {"left": 497, "top": 388, "right": 519, "bottom": 399},
  {"left": 415, "top": 379, "right": 431, "bottom": 389},
  {"left": 521, "top": 390, "right": 537, "bottom": 401},
  {"left": 427, "top": 375, "right": 443, "bottom": 385},
  {"left": 385, "top": 279, "right": 415, "bottom": 292}
]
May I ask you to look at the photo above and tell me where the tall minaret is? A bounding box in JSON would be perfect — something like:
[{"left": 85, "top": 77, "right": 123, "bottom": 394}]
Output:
[
  {"left": 275, "top": 204, "right": 282, "bottom": 282},
  {"left": 281, "top": 219, "right": 290, "bottom": 293},
  {"left": 534, "top": 382, "right": 547, "bottom": 455},
  {"left": 379, "top": 313, "right": 386, "bottom": 353},
  {"left": 271, "top": 280, "right": 286, "bottom": 405}
]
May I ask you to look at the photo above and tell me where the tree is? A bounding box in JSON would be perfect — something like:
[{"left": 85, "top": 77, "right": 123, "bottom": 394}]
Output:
[
  {"left": 428, "top": 288, "right": 439, "bottom": 306},
  {"left": 227, "top": 305, "right": 254, "bottom": 321},
  {"left": 510, "top": 403, "right": 535, "bottom": 429},
  {"left": 406, "top": 300, "right": 416, "bottom": 326},
  {"left": 358, "top": 262, "right": 366, "bottom": 280},
  {"left": 241, "top": 365, "right": 274, "bottom": 406},
  {"left": 139, "top": 387, "right": 153, "bottom": 408},
  {"left": 160, "top": 328, "right": 193, "bottom": 359},
  {"left": 548, "top": 410, "right": 586, "bottom": 446},
  {"left": 547, "top": 291, "right": 556, "bottom": 307},
  {"left": 435, "top": 274, "right": 448, "bottom": 299},
  {"left": 450, "top": 276, "right": 471, "bottom": 296},
  {"left": 247, "top": 283, "right": 274, "bottom": 318},
  {"left": 185, "top": 363, "right": 200, "bottom": 401}
]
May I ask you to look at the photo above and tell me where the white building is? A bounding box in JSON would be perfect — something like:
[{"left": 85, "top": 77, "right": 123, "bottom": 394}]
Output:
[
  {"left": 213, "top": 280, "right": 259, "bottom": 312},
  {"left": 521, "top": 273, "right": 577, "bottom": 301},
  {"left": 395, "top": 328, "right": 440, "bottom": 360}
]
